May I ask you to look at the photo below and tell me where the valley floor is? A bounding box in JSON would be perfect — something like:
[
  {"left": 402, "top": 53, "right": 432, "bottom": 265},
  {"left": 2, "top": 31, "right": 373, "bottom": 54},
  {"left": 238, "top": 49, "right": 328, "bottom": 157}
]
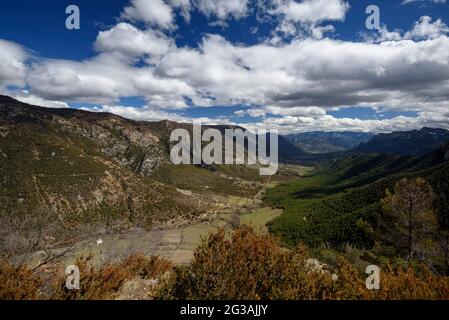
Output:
[{"left": 21, "top": 203, "right": 283, "bottom": 268}]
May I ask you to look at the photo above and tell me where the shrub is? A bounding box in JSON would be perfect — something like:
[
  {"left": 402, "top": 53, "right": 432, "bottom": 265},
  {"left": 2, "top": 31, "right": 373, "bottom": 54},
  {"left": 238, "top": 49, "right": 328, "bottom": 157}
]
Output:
[
  {"left": 366, "top": 265, "right": 449, "bottom": 300},
  {"left": 0, "top": 260, "right": 44, "bottom": 300},
  {"left": 2, "top": 229, "right": 449, "bottom": 300},
  {"left": 52, "top": 254, "right": 173, "bottom": 300},
  {"left": 157, "top": 227, "right": 449, "bottom": 300},
  {"left": 156, "top": 227, "right": 357, "bottom": 300}
]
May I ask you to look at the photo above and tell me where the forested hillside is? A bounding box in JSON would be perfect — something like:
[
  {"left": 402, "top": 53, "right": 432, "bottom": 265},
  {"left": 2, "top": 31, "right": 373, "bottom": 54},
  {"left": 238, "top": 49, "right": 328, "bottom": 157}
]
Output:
[
  {"left": 265, "top": 143, "right": 449, "bottom": 273},
  {"left": 353, "top": 128, "right": 449, "bottom": 156}
]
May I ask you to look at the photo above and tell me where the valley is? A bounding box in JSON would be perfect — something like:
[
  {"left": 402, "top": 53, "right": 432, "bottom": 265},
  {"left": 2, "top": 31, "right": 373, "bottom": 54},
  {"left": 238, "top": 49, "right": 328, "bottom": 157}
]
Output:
[
  {"left": 1, "top": 96, "right": 449, "bottom": 300},
  {"left": 22, "top": 203, "right": 284, "bottom": 268}
]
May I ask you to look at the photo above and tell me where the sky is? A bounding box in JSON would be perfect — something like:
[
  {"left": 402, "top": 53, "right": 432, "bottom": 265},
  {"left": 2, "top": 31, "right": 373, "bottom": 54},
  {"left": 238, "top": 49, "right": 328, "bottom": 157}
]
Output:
[{"left": 1, "top": 0, "right": 449, "bottom": 133}]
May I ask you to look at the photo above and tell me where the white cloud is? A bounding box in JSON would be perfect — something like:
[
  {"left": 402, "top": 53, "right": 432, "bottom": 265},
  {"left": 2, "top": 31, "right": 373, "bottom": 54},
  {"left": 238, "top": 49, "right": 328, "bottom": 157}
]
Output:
[
  {"left": 154, "top": 34, "right": 449, "bottom": 111},
  {"left": 26, "top": 52, "right": 194, "bottom": 107},
  {"left": 168, "top": 0, "right": 192, "bottom": 22},
  {"left": 194, "top": 0, "right": 250, "bottom": 20},
  {"left": 271, "top": 0, "right": 349, "bottom": 24},
  {"left": 363, "top": 17, "right": 449, "bottom": 44},
  {"left": 94, "top": 23, "right": 174, "bottom": 62},
  {"left": 12, "top": 91, "right": 70, "bottom": 109},
  {"left": 264, "top": 0, "right": 350, "bottom": 40},
  {"left": 243, "top": 110, "right": 449, "bottom": 134},
  {"left": 1, "top": 1, "right": 449, "bottom": 134},
  {"left": 15, "top": 30, "right": 449, "bottom": 128},
  {"left": 85, "top": 104, "right": 232, "bottom": 126},
  {"left": 405, "top": 16, "right": 449, "bottom": 39},
  {"left": 0, "top": 39, "right": 28, "bottom": 88},
  {"left": 122, "top": 0, "right": 174, "bottom": 30},
  {"left": 238, "top": 106, "right": 326, "bottom": 117}
]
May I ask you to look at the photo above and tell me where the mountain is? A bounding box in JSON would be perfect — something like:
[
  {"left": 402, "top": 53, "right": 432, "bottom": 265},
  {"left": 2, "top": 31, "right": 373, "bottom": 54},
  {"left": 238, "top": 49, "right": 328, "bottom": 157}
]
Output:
[
  {"left": 276, "top": 134, "right": 308, "bottom": 162},
  {"left": 286, "top": 131, "right": 374, "bottom": 154},
  {"left": 353, "top": 127, "right": 449, "bottom": 156},
  {"left": 0, "top": 96, "right": 270, "bottom": 255}
]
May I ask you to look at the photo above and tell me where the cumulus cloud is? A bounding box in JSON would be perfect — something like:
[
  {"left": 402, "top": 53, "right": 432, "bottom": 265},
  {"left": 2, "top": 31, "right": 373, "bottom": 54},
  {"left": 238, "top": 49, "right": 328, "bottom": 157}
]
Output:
[
  {"left": 194, "top": 0, "right": 250, "bottom": 20},
  {"left": 152, "top": 34, "right": 449, "bottom": 112},
  {"left": 8, "top": 27, "right": 449, "bottom": 132},
  {"left": 363, "top": 16, "right": 449, "bottom": 44},
  {"left": 0, "top": 39, "right": 28, "bottom": 88},
  {"left": 270, "top": 0, "right": 349, "bottom": 24},
  {"left": 85, "top": 104, "right": 232, "bottom": 126},
  {"left": 1, "top": 0, "right": 449, "bottom": 134},
  {"left": 122, "top": 0, "right": 174, "bottom": 30},
  {"left": 12, "top": 91, "right": 70, "bottom": 109},
  {"left": 243, "top": 110, "right": 449, "bottom": 134},
  {"left": 94, "top": 23, "right": 174, "bottom": 62},
  {"left": 268, "top": 0, "right": 349, "bottom": 39},
  {"left": 405, "top": 16, "right": 449, "bottom": 39},
  {"left": 26, "top": 52, "right": 194, "bottom": 107}
]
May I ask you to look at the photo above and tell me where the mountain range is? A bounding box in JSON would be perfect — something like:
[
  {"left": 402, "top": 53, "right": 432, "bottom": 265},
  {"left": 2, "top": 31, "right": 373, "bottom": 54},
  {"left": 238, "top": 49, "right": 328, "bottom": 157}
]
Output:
[
  {"left": 286, "top": 131, "right": 374, "bottom": 154},
  {"left": 0, "top": 95, "right": 272, "bottom": 254},
  {"left": 2, "top": 95, "right": 449, "bottom": 254},
  {"left": 353, "top": 127, "right": 449, "bottom": 156}
]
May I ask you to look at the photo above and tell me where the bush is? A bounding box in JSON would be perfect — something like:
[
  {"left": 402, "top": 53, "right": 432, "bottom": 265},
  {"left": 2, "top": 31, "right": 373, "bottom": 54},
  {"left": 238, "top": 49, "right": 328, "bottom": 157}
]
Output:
[
  {"left": 1, "top": 229, "right": 448, "bottom": 300},
  {"left": 52, "top": 254, "right": 173, "bottom": 300},
  {"left": 0, "top": 260, "right": 44, "bottom": 300},
  {"left": 367, "top": 265, "right": 449, "bottom": 300},
  {"left": 156, "top": 227, "right": 359, "bottom": 300},
  {"left": 156, "top": 227, "right": 449, "bottom": 300},
  {"left": 0, "top": 255, "right": 172, "bottom": 300}
]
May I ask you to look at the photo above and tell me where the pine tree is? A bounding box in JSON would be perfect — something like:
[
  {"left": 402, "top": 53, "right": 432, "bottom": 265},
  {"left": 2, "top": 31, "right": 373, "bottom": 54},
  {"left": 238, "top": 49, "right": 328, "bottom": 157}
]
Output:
[{"left": 382, "top": 178, "right": 437, "bottom": 259}]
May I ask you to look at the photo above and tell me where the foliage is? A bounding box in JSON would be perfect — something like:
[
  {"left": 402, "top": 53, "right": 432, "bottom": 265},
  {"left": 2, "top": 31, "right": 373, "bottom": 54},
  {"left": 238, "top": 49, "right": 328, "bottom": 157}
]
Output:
[
  {"left": 156, "top": 227, "right": 351, "bottom": 300},
  {"left": 265, "top": 152, "right": 449, "bottom": 266},
  {"left": 157, "top": 227, "right": 449, "bottom": 300},
  {"left": 0, "top": 260, "right": 43, "bottom": 300},
  {"left": 51, "top": 254, "right": 173, "bottom": 300},
  {"left": 1, "top": 229, "right": 449, "bottom": 300},
  {"left": 382, "top": 178, "right": 437, "bottom": 258}
]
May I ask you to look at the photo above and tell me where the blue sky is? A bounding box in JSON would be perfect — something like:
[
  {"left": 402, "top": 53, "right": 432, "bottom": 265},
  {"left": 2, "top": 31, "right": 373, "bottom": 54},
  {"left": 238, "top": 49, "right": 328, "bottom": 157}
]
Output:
[{"left": 1, "top": 0, "right": 449, "bottom": 133}]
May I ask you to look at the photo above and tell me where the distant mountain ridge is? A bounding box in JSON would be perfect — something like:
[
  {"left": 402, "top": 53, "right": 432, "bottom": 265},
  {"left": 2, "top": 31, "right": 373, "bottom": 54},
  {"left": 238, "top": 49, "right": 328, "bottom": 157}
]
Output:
[
  {"left": 286, "top": 131, "right": 374, "bottom": 154},
  {"left": 353, "top": 127, "right": 449, "bottom": 156}
]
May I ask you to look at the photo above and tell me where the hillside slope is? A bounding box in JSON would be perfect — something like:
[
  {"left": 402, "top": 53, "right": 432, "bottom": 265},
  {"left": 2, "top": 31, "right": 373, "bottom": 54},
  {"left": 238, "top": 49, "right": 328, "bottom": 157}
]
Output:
[
  {"left": 265, "top": 142, "right": 449, "bottom": 252},
  {"left": 0, "top": 96, "right": 267, "bottom": 255},
  {"left": 353, "top": 127, "right": 449, "bottom": 156}
]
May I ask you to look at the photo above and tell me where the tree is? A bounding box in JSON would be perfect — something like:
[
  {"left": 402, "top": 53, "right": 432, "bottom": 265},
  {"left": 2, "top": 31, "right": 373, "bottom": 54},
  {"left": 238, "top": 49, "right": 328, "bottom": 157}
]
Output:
[{"left": 382, "top": 178, "right": 438, "bottom": 259}]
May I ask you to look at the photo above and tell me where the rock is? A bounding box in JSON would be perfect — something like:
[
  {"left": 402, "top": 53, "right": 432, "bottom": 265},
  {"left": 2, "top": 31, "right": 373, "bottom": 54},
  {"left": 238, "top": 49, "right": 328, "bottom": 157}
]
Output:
[{"left": 115, "top": 278, "right": 160, "bottom": 300}]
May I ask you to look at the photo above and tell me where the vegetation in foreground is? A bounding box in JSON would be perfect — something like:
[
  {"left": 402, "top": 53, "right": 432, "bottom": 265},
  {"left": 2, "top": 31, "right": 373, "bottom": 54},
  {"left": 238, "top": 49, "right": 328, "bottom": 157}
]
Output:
[{"left": 1, "top": 227, "right": 448, "bottom": 300}]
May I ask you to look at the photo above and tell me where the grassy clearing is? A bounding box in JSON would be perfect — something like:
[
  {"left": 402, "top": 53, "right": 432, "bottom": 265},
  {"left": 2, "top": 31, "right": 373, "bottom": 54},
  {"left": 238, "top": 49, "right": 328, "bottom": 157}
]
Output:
[{"left": 240, "top": 207, "right": 283, "bottom": 233}]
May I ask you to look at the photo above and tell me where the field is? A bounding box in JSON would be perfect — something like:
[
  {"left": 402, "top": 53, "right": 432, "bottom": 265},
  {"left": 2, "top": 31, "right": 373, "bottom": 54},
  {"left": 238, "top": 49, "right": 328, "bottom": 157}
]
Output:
[
  {"left": 240, "top": 208, "right": 283, "bottom": 233},
  {"left": 21, "top": 196, "right": 285, "bottom": 267}
]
